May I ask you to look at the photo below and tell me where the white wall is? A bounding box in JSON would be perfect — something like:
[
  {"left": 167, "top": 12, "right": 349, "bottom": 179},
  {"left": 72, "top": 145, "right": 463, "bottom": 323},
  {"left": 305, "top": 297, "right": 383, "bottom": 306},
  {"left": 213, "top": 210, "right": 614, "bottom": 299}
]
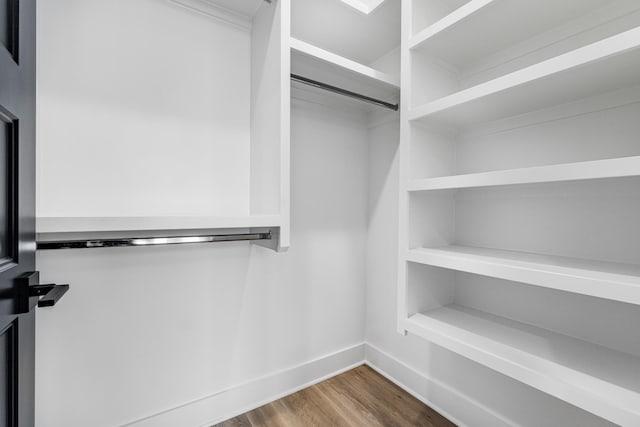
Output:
[
  {"left": 365, "top": 119, "right": 615, "bottom": 427},
  {"left": 37, "top": 0, "right": 251, "bottom": 217},
  {"left": 35, "top": 2, "right": 369, "bottom": 424}
]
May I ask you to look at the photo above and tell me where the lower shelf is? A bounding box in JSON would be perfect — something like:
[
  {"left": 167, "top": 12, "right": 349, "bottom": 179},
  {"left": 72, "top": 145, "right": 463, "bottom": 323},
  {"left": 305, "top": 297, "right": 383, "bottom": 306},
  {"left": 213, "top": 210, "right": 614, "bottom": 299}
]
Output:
[
  {"left": 405, "top": 305, "right": 640, "bottom": 426},
  {"left": 406, "top": 246, "right": 640, "bottom": 306}
]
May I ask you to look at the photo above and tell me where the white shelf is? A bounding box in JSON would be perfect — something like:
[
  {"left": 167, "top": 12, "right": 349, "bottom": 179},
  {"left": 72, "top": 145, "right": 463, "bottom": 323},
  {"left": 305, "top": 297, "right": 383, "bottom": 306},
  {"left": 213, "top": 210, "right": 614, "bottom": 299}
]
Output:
[
  {"left": 408, "top": 156, "right": 640, "bottom": 191},
  {"left": 291, "top": 38, "right": 399, "bottom": 89},
  {"left": 290, "top": 38, "right": 400, "bottom": 110},
  {"left": 409, "top": 0, "right": 608, "bottom": 69},
  {"left": 407, "top": 246, "right": 640, "bottom": 306},
  {"left": 406, "top": 305, "right": 640, "bottom": 426},
  {"left": 409, "top": 27, "right": 640, "bottom": 128},
  {"left": 37, "top": 215, "right": 281, "bottom": 234}
]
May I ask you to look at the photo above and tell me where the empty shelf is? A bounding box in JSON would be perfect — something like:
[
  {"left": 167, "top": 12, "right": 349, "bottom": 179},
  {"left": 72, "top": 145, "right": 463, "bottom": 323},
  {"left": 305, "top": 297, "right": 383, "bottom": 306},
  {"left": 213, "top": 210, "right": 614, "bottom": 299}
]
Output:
[
  {"left": 290, "top": 37, "right": 399, "bottom": 106},
  {"left": 409, "top": 0, "right": 610, "bottom": 69},
  {"left": 409, "top": 27, "right": 640, "bottom": 128},
  {"left": 37, "top": 215, "right": 281, "bottom": 233},
  {"left": 406, "top": 246, "right": 640, "bottom": 305},
  {"left": 408, "top": 156, "right": 640, "bottom": 191},
  {"left": 406, "top": 305, "right": 640, "bottom": 426}
]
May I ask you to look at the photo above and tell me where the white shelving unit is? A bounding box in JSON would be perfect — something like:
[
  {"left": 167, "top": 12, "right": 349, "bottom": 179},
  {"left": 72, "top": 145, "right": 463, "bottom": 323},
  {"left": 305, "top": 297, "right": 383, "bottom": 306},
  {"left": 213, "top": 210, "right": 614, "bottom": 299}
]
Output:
[
  {"left": 409, "top": 0, "right": 610, "bottom": 69},
  {"left": 407, "top": 246, "right": 640, "bottom": 306},
  {"left": 291, "top": 38, "right": 399, "bottom": 90},
  {"left": 406, "top": 305, "right": 640, "bottom": 427},
  {"left": 399, "top": 0, "right": 640, "bottom": 423},
  {"left": 407, "top": 155, "right": 640, "bottom": 191},
  {"left": 409, "top": 26, "right": 640, "bottom": 128},
  {"left": 290, "top": 0, "right": 400, "bottom": 113},
  {"left": 290, "top": 37, "right": 400, "bottom": 112}
]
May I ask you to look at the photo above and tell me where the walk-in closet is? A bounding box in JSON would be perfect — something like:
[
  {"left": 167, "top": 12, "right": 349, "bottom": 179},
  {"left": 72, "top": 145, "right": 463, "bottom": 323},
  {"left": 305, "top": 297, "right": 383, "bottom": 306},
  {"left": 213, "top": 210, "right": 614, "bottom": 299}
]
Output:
[{"left": 2, "top": 0, "right": 638, "bottom": 425}]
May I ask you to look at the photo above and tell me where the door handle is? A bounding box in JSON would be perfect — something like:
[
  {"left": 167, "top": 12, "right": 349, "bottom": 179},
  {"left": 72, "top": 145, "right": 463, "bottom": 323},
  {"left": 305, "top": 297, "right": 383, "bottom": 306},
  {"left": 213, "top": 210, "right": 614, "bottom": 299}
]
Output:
[{"left": 15, "top": 272, "right": 69, "bottom": 314}]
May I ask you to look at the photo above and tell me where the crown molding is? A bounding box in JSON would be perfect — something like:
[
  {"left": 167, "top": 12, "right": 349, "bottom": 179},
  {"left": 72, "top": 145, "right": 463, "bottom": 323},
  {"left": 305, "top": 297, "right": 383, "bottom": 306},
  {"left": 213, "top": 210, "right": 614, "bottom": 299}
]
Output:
[{"left": 168, "top": 0, "right": 254, "bottom": 31}]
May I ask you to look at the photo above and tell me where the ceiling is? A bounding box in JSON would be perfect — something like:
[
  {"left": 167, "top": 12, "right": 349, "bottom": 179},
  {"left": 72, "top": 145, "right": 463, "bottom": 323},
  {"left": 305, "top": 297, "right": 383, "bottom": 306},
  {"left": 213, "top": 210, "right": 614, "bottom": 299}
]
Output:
[
  {"left": 292, "top": 0, "right": 401, "bottom": 65},
  {"left": 339, "top": 0, "right": 388, "bottom": 14}
]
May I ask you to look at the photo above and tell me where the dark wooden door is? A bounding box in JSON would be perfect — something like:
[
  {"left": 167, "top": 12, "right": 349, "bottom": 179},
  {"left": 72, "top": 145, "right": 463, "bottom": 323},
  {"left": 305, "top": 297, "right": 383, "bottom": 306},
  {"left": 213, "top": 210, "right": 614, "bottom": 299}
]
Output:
[{"left": 0, "top": 0, "right": 37, "bottom": 425}]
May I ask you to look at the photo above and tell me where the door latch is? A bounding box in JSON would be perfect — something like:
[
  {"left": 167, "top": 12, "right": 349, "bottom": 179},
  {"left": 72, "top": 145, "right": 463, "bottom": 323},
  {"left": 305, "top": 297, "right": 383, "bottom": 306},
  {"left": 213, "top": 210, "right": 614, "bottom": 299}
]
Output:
[{"left": 15, "top": 272, "right": 69, "bottom": 314}]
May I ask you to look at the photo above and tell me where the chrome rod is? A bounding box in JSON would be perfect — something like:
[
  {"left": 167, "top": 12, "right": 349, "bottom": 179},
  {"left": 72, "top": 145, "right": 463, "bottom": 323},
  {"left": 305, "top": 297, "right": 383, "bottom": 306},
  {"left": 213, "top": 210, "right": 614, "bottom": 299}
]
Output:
[
  {"left": 291, "top": 74, "right": 399, "bottom": 111},
  {"left": 37, "top": 232, "right": 272, "bottom": 250}
]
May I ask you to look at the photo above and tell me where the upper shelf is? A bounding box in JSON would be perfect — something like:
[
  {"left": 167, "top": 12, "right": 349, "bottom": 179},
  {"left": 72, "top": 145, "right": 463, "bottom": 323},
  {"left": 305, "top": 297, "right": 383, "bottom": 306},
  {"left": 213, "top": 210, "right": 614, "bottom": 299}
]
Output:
[
  {"left": 408, "top": 155, "right": 640, "bottom": 191},
  {"left": 291, "top": 38, "right": 399, "bottom": 89},
  {"left": 409, "top": 0, "right": 609, "bottom": 69},
  {"left": 406, "top": 246, "right": 640, "bottom": 306},
  {"left": 37, "top": 215, "right": 281, "bottom": 234},
  {"left": 406, "top": 304, "right": 640, "bottom": 426},
  {"left": 290, "top": 37, "right": 400, "bottom": 110},
  {"left": 409, "top": 26, "right": 640, "bottom": 128}
]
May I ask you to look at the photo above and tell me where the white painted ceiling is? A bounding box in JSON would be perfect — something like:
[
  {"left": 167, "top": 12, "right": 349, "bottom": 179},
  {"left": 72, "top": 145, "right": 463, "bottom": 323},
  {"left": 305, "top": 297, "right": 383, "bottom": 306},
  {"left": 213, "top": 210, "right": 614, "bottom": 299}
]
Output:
[
  {"left": 292, "top": 0, "right": 400, "bottom": 64},
  {"left": 339, "top": 0, "right": 387, "bottom": 14}
]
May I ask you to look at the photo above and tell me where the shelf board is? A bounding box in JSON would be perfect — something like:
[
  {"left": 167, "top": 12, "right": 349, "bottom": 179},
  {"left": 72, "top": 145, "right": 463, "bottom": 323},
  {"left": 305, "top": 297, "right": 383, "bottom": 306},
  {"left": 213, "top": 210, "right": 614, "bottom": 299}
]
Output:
[
  {"left": 407, "top": 246, "right": 640, "bottom": 306},
  {"left": 290, "top": 37, "right": 400, "bottom": 107},
  {"left": 409, "top": 27, "right": 640, "bottom": 128},
  {"left": 36, "top": 215, "right": 281, "bottom": 234},
  {"left": 408, "top": 156, "right": 640, "bottom": 191},
  {"left": 406, "top": 304, "right": 640, "bottom": 426},
  {"left": 409, "top": 0, "right": 608, "bottom": 69}
]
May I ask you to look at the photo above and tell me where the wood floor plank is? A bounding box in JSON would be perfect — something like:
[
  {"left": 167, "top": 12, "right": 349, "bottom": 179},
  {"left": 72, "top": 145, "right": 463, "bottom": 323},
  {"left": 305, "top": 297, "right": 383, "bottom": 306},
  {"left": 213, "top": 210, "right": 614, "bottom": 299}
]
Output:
[
  {"left": 217, "top": 413, "right": 252, "bottom": 427},
  {"left": 327, "top": 366, "right": 447, "bottom": 427},
  {"left": 338, "top": 366, "right": 454, "bottom": 427},
  {"left": 214, "top": 365, "right": 456, "bottom": 427}
]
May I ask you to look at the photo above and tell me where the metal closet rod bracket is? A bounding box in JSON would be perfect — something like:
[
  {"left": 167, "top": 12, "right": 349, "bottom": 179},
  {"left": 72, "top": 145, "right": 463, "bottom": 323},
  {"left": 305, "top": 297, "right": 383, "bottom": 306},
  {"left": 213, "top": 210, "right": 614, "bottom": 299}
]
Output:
[
  {"left": 291, "top": 74, "right": 399, "bottom": 111},
  {"left": 37, "top": 232, "right": 272, "bottom": 250}
]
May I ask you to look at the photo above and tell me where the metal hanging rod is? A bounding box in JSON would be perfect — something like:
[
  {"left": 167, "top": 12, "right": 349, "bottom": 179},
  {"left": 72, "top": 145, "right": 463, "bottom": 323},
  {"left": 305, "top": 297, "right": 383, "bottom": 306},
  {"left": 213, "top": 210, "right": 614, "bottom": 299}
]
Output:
[
  {"left": 37, "top": 232, "right": 272, "bottom": 250},
  {"left": 291, "top": 74, "right": 399, "bottom": 111}
]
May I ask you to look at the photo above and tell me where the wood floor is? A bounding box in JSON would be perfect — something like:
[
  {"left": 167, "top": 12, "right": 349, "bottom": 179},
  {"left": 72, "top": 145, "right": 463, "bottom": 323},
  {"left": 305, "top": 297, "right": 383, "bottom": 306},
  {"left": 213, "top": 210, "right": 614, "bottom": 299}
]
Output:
[{"left": 215, "top": 365, "right": 456, "bottom": 427}]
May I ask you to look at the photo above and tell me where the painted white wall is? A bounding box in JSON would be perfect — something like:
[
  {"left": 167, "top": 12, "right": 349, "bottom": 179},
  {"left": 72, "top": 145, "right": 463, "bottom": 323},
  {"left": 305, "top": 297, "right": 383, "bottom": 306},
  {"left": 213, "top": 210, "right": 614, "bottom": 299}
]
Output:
[
  {"left": 37, "top": 0, "right": 251, "bottom": 217},
  {"left": 36, "top": 98, "right": 368, "bottom": 427},
  {"left": 365, "top": 119, "right": 615, "bottom": 427},
  {"left": 35, "top": 1, "right": 369, "bottom": 424}
]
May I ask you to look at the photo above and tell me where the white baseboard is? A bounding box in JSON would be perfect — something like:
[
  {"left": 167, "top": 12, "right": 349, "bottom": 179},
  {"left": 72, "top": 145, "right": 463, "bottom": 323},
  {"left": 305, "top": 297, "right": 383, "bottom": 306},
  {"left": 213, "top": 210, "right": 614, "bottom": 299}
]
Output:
[
  {"left": 364, "top": 343, "right": 516, "bottom": 427},
  {"left": 122, "top": 342, "right": 514, "bottom": 427},
  {"left": 121, "top": 343, "right": 366, "bottom": 427}
]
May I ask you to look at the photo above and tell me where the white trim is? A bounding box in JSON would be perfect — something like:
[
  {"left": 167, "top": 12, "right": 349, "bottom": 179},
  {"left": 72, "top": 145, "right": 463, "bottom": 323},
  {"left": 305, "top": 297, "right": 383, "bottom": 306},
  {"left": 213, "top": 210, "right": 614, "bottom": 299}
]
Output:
[
  {"left": 364, "top": 343, "right": 517, "bottom": 427},
  {"left": 121, "top": 343, "right": 366, "bottom": 427},
  {"left": 117, "top": 342, "right": 515, "bottom": 427},
  {"left": 167, "top": 0, "right": 254, "bottom": 32}
]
